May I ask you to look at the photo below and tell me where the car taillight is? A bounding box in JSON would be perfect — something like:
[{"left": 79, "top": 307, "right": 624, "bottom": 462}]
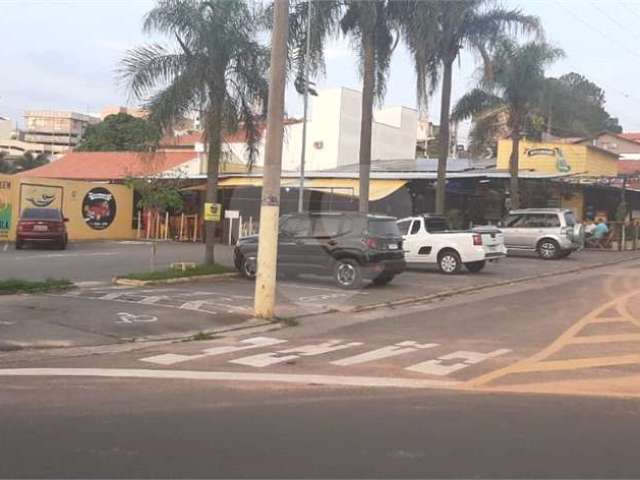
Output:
[
  {"left": 473, "top": 233, "right": 483, "bottom": 246},
  {"left": 365, "top": 238, "right": 378, "bottom": 249}
]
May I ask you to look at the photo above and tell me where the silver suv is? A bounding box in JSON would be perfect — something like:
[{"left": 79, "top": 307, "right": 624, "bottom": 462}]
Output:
[{"left": 499, "top": 208, "right": 584, "bottom": 259}]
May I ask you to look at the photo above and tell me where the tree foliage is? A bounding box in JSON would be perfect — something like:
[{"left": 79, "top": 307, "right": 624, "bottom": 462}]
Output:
[
  {"left": 396, "top": 0, "right": 541, "bottom": 213},
  {"left": 126, "top": 176, "right": 184, "bottom": 212},
  {"left": 452, "top": 39, "right": 563, "bottom": 208},
  {"left": 0, "top": 151, "right": 50, "bottom": 174},
  {"left": 120, "top": 0, "right": 269, "bottom": 264},
  {"left": 75, "top": 113, "right": 161, "bottom": 152},
  {"left": 544, "top": 73, "right": 622, "bottom": 137},
  {"left": 288, "top": 0, "right": 400, "bottom": 212}
]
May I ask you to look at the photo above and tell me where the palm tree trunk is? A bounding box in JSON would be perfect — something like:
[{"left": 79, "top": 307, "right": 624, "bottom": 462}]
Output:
[
  {"left": 509, "top": 133, "right": 521, "bottom": 210},
  {"left": 435, "top": 57, "right": 454, "bottom": 215},
  {"left": 204, "top": 99, "right": 223, "bottom": 265},
  {"left": 358, "top": 32, "right": 375, "bottom": 214}
]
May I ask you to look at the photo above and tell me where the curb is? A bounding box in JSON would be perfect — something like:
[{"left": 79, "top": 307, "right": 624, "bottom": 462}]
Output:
[
  {"left": 347, "top": 253, "right": 640, "bottom": 314},
  {"left": 112, "top": 272, "right": 239, "bottom": 287}
]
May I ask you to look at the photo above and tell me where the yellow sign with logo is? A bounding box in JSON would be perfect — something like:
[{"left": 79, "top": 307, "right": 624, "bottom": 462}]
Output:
[
  {"left": 204, "top": 202, "right": 222, "bottom": 222},
  {"left": 20, "top": 183, "right": 63, "bottom": 212}
]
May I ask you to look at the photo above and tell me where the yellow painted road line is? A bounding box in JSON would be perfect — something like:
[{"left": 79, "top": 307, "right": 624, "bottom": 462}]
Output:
[
  {"left": 568, "top": 333, "right": 640, "bottom": 344},
  {"left": 590, "top": 317, "right": 631, "bottom": 324},
  {"left": 464, "top": 288, "right": 640, "bottom": 388},
  {"left": 515, "top": 354, "right": 640, "bottom": 373}
]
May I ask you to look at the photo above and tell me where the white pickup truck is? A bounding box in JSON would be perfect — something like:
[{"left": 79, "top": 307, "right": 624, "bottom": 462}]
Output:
[{"left": 397, "top": 215, "right": 507, "bottom": 274}]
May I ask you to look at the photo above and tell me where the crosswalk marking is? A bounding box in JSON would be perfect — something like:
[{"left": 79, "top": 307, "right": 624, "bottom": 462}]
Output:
[
  {"left": 406, "top": 349, "right": 511, "bottom": 376},
  {"left": 231, "top": 340, "right": 363, "bottom": 368},
  {"left": 141, "top": 337, "right": 287, "bottom": 365},
  {"left": 332, "top": 341, "right": 438, "bottom": 366}
]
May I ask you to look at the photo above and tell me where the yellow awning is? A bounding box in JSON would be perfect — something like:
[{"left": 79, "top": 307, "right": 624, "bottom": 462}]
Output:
[{"left": 184, "top": 177, "right": 407, "bottom": 201}]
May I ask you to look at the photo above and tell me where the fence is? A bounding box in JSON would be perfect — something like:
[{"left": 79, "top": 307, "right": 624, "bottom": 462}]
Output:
[{"left": 135, "top": 210, "right": 256, "bottom": 244}]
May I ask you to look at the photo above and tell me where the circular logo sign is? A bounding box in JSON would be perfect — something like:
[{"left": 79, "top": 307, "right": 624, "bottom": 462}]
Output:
[{"left": 82, "top": 187, "right": 116, "bottom": 230}]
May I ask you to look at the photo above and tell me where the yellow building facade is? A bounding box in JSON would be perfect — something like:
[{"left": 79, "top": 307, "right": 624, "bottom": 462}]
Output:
[
  {"left": 0, "top": 174, "right": 136, "bottom": 242},
  {"left": 497, "top": 139, "right": 618, "bottom": 177}
]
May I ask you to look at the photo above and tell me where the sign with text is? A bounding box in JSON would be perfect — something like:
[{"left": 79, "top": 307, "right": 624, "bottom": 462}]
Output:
[
  {"left": 204, "top": 202, "right": 222, "bottom": 222},
  {"left": 225, "top": 209, "right": 240, "bottom": 219}
]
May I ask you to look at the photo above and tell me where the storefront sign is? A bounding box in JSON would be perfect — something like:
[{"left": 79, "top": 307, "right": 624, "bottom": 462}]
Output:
[
  {"left": 82, "top": 187, "right": 117, "bottom": 230},
  {"left": 525, "top": 147, "right": 571, "bottom": 173},
  {"left": 0, "top": 191, "right": 11, "bottom": 239},
  {"left": 20, "top": 183, "right": 63, "bottom": 212},
  {"left": 204, "top": 202, "right": 222, "bottom": 222}
]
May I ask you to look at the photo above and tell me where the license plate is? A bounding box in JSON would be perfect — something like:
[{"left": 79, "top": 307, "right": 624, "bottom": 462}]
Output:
[
  {"left": 33, "top": 225, "right": 48, "bottom": 232},
  {"left": 387, "top": 243, "right": 398, "bottom": 250}
]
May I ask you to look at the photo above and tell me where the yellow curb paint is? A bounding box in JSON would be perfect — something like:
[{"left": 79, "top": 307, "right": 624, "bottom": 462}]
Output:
[
  {"left": 568, "top": 333, "right": 640, "bottom": 344},
  {"left": 515, "top": 354, "right": 640, "bottom": 373}
]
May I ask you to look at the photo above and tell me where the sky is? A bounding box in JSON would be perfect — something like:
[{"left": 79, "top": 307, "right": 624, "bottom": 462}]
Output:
[{"left": 2, "top": 0, "right": 640, "bottom": 141}]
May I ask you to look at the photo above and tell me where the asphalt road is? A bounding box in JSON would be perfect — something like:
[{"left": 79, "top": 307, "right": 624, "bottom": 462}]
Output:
[
  {"left": 2, "top": 258, "right": 640, "bottom": 477},
  {"left": 2, "top": 376, "right": 640, "bottom": 478}
]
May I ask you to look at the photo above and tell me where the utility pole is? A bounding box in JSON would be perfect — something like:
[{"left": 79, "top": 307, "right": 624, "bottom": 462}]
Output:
[
  {"left": 254, "top": 0, "right": 289, "bottom": 319},
  {"left": 297, "top": 0, "right": 312, "bottom": 213}
]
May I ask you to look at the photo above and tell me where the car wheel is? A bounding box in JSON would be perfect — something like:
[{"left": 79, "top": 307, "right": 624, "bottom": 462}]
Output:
[
  {"left": 538, "top": 239, "right": 559, "bottom": 260},
  {"left": 372, "top": 274, "right": 394, "bottom": 286},
  {"left": 438, "top": 250, "right": 462, "bottom": 274},
  {"left": 465, "top": 260, "right": 486, "bottom": 273},
  {"left": 333, "top": 258, "right": 363, "bottom": 290},
  {"left": 15, "top": 239, "right": 23, "bottom": 250},
  {"left": 58, "top": 238, "right": 67, "bottom": 250},
  {"left": 240, "top": 255, "right": 257, "bottom": 279}
]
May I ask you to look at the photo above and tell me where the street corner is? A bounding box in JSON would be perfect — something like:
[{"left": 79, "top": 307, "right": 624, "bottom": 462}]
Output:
[{"left": 461, "top": 285, "right": 640, "bottom": 398}]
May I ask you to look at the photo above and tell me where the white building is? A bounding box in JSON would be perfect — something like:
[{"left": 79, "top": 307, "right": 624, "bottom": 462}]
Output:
[{"left": 281, "top": 87, "right": 417, "bottom": 172}]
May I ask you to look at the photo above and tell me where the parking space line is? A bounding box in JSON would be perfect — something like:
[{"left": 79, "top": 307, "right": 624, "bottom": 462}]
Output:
[
  {"left": 568, "top": 333, "right": 640, "bottom": 344},
  {"left": 516, "top": 354, "right": 640, "bottom": 373}
]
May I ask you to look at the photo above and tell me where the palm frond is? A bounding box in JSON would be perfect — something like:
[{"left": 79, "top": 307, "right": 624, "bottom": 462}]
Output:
[{"left": 451, "top": 88, "right": 503, "bottom": 122}]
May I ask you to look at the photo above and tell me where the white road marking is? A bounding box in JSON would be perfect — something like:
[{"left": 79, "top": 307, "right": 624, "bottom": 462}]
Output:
[
  {"left": 138, "top": 296, "right": 168, "bottom": 305},
  {"left": 116, "top": 312, "right": 158, "bottom": 324},
  {"left": 231, "top": 340, "right": 363, "bottom": 368},
  {"left": 140, "top": 336, "right": 287, "bottom": 365},
  {"left": 405, "top": 349, "right": 511, "bottom": 376},
  {"left": 0, "top": 321, "right": 15, "bottom": 326},
  {"left": 332, "top": 341, "right": 439, "bottom": 366},
  {"left": 3, "top": 244, "right": 8, "bottom": 252},
  {"left": 283, "top": 283, "right": 368, "bottom": 295},
  {"left": 100, "top": 292, "right": 123, "bottom": 301},
  {"left": 0, "top": 368, "right": 461, "bottom": 389},
  {"left": 297, "top": 293, "right": 349, "bottom": 303}
]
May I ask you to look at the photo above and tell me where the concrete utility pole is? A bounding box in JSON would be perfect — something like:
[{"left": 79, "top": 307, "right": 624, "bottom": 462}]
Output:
[
  {"left": 298, "top": 0, "right": 312, "bottom": 213},
  {"left": 254, "top": 0, "right": 289, "bottom": 319}
]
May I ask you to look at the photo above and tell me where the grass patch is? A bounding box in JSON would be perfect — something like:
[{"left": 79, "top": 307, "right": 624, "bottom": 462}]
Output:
[
  {"left": 0, "top": 278, "right": 74, "bottom": 295},
  {"left": 183, "top": 331, "right": 219, "bottom": 342},
  {"left": 122, "top": 263, "right": 233, "bottom": 282}
]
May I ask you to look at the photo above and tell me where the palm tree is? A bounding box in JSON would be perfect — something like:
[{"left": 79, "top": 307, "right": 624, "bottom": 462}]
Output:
[
  {"left": 120, "top": 0, "right": 269, "bottom": 264},
  {"left": 452, "top": 40, "right": 563, "bottom": 209},
  {"left": 289, "top": 1, "right": 397, "bottom": 214},
  {"left": 398, "top": 0, "right": 541, "bottom": 214}
]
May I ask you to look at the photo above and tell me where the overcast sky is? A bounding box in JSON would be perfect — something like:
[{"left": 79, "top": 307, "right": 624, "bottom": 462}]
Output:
[{"left": 2, "top": 0, "right": 640, "bottom": 138}]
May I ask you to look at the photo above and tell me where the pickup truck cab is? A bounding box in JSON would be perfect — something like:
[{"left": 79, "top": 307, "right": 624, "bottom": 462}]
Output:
[{"left": 397, "top": 215, "right": 507, "bottom": 274}]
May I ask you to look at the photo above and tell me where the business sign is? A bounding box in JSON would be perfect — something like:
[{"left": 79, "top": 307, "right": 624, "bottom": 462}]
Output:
[
  {"left": 225, "top": 209, "right": 240, "bottom": 219},
  {"left": 82, "top": 187, "right": 116, "bottom": 230},
  {"left": 0, "top": 181, "right": 11, "bottom": 239},
  {"left": 525, "top": 147, "right": 571, "bottom": 173},
  {"left": 204, "top": 202, "right": 222, "bottom": 222},
  {"left": 20, "top": 183, "right": 63, "bottom": 212}
]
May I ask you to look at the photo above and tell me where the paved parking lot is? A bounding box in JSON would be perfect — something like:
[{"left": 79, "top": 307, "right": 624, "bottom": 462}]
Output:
[{"left": 1, "top": 242, "right": 639, "bottom": 351}]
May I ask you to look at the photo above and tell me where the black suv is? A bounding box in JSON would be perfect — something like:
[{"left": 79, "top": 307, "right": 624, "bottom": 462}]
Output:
[{"left": 233, "top": 212, "right": 406, "bottom": 289}]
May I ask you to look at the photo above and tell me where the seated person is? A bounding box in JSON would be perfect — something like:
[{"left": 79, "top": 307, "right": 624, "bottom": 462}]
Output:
[
  {"left": 587, "top": 219, "right": 609, "bottom": 247},
  {"left": 584, "top": 220, "right": 596, "bottom": 237}
]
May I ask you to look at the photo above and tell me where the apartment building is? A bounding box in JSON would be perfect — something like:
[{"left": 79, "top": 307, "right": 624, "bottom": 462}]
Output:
[{"left": 23, "top": 110, "right": 99, "bottom": 148}]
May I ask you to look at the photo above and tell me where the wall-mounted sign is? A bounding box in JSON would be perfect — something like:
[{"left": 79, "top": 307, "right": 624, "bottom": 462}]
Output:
[
  {"left": 82, "top": 187, "right": 116, "bottom": 230},
  {"left": 525, "top": 147, "right": 571, "bottom": 173},
  {"left": 225, "top": 209, "right": 240, "bottom": 219},
  {"left": 204, "top": 202, "right": 222, "bottom": 222},
  {"left": 20, "top": 183, "right": 63, "bottom": 212}
]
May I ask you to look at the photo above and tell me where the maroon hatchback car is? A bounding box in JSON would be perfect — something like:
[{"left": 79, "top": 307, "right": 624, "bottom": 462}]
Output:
[{"left": 16, "top": 207, "right": 68, "bottom": 250}]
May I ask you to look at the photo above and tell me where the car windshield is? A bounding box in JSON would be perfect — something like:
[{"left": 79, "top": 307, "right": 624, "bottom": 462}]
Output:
[
  {"left": 367, "top": 219, "right": 400, "bottom": 237},
  {"left": 20, "top": 208, "right": 61, "bottom": 220}
]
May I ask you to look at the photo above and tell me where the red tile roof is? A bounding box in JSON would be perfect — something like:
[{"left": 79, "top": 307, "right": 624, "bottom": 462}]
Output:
[
  {"left": 618, "top": 160, "right": 640, "bottom": 175},
  {"left": 620, "top": 132, "right": 640, "bottom": 143},
  {"left": 21, "top": 151, "right": 196, "bottom": 181}
]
